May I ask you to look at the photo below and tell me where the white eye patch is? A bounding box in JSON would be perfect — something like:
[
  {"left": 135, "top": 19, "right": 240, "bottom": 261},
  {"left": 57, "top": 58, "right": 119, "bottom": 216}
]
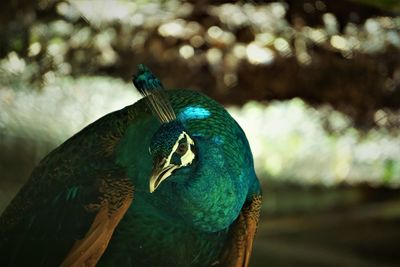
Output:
[
  {"left": 178, "top": 133, "right": 195, "bottom": 167},
  {"left": 163, "top": 131, "right": 195, "bottom": 168}
]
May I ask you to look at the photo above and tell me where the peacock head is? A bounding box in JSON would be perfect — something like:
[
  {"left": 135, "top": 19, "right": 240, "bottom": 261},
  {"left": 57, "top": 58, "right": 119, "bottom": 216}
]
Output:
[
  {"left": 133, "top": 64, "right": 197, "bottom": 193},
  {"left": 148, "top": 121, "right": 196, "bottom": 193}
]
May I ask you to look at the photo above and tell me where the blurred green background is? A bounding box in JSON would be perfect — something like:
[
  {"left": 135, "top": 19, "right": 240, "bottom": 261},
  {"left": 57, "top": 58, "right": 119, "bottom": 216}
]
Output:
[{"left": 1, "top": 0, "right": 400, "bottom": 266}]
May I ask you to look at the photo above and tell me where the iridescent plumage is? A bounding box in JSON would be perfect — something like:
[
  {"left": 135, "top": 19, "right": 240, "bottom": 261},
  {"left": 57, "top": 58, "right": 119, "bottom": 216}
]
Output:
[{"left": 0, "top": 65, "right": 262, "bottom": 267}]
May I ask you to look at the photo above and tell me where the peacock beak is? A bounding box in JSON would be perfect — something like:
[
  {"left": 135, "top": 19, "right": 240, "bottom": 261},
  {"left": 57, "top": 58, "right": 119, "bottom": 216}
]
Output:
[{"left": 149, "top": 158, "right": 178, "bottom": 193}]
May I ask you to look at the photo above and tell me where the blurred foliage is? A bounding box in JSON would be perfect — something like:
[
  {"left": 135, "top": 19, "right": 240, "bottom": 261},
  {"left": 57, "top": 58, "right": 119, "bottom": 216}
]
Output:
[
  {"left": 0, "top": 75, "right": 140, "bottom": 144},
  {"left": 0, "top": 0, "right": 399, "bottom": 187},
  {"left": 0, "top": 0, "right": 399, "bottom": 127},
  {"left": 231, "top": 100, "right": 400, "bottom": 187},
  {"left": 0, "top": 0, "right": 399, "bottom": 189}
]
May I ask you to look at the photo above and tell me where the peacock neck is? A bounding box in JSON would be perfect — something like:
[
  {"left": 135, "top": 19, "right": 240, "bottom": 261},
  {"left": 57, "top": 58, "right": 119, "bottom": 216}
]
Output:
[{"left": 174, "top": 137, "right": 251, "bottom": 232}]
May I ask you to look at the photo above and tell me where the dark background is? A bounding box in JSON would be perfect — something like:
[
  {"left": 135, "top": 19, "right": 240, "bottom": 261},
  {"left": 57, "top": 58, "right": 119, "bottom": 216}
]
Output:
[{"left": 0, "top": 0, "right": 400, "bottom": 266}]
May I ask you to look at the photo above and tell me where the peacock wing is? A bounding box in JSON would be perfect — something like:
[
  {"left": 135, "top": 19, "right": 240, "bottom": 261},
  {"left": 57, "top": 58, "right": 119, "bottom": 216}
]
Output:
[
  {"left": 0, "top": 101, "right": 153, "bottom": 266},
  {"left": 59, "top": 174, "right": 134, "bottom": 267},
  {"left": 0, "top": 167, "right": 135, "bottom": 267}
]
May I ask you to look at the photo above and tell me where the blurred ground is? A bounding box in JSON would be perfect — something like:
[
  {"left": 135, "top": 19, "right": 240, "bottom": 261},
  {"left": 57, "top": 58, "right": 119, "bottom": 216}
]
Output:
[{"left": 1, "top": 0, "right": 400, "bottom": 266}]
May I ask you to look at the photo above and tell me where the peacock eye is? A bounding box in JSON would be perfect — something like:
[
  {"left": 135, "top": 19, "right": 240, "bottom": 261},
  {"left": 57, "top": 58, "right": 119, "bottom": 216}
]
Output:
[{"left": 175, "top": 142, "right": 188, "bottom": 155}]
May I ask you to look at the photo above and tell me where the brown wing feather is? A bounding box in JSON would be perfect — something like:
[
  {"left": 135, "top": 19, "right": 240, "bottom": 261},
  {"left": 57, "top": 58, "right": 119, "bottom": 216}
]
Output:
[
  {"left": 60, "top": 178, "right": 134, "bottom": 267},
  {"left": 219, "top": 194, "right": 262, "bottom": 267},
  {"left": 60, "top": 196, "right": 132, "bottom": 267}
]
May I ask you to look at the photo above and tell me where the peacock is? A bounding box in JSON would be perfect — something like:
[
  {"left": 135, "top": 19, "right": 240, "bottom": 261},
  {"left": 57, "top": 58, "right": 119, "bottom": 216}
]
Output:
[{"left": 0, "top": 64, "right": 262, "bottom": 267}]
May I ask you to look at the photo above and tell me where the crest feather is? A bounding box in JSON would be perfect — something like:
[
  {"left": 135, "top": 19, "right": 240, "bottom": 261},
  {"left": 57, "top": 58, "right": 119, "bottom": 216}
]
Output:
[{"left": 132, "top": 64, "right": 176, "bottom": 123}]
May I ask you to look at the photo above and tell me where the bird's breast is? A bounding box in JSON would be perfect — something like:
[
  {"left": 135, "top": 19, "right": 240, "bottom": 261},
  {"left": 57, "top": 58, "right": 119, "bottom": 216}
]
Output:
[{"left": 174, "top": 170, "right": 248, "bottom": 232}]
